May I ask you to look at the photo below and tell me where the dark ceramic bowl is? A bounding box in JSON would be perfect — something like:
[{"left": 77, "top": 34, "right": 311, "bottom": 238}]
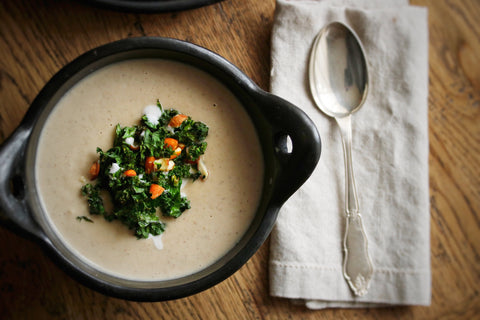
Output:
[
  {"left": 78, "top": 0, "right": 223, "bottom": 13},
  {"left": 0, "top": 37, "right": 320, "bottom": 301}
]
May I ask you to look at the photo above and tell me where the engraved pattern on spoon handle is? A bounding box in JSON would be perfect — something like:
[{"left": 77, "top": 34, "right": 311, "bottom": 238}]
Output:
[
  {"left": 343, "top": 213, "right": 373, "bottom": 296},
  {"left": 336, "top": 116, "right": 373, "bottom": 296}
]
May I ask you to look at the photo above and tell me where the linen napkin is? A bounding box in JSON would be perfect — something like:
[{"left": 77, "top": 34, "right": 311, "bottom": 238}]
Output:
[{"left": 269, "top": 0, "right": 430, "bottom": 308}]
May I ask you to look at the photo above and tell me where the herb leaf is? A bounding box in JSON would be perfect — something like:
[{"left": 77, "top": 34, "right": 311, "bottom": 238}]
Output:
[{"left": 76, "top": 216, "right": 94, "bottom": 223}]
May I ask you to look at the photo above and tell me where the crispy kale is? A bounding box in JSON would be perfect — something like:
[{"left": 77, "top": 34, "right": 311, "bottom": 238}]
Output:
[{"left": 80, "top": 101, "right": 208, "bottom": 238}]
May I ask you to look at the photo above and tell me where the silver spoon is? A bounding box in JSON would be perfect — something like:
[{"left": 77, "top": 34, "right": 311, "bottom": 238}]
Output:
[{"left": 308, "top": 21, "right": 373, "bottom": 296}]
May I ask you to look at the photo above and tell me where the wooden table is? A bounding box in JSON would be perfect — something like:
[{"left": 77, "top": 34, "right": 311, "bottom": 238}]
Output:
[{"left": 0, "top": 0, "right": 478, "bottom": 319}]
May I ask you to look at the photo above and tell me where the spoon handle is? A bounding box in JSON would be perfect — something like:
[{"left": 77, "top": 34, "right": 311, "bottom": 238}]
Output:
[{"left": 335, "top": 116, "right": 373, "bottom": 296}]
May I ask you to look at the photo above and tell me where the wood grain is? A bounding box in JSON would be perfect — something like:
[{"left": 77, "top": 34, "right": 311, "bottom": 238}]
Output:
[{"left": 0, "top": 0, "right": 479, "bottom": 319}]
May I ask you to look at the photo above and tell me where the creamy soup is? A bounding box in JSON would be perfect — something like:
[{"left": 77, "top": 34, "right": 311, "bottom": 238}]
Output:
[{"left": 35, "top": 59, "right": 264, "bottom": 281}]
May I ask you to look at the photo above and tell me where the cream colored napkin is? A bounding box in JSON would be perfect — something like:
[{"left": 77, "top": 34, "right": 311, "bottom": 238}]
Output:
[{"left": 269, "top": 0, "right": 430, "bottom": 308}]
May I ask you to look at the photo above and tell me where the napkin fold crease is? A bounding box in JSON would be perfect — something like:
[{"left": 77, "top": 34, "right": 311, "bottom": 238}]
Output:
[{"left": 269, "top": 0, "right": 430, "bottom": 308}]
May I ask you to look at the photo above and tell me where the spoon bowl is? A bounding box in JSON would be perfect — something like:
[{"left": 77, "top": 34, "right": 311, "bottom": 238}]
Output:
[
  {"left": 309, "top": 22, "right": 373, "bottom": 296},
  {"left": 309, "top": 21, "right": 369, "bottom": 118}
]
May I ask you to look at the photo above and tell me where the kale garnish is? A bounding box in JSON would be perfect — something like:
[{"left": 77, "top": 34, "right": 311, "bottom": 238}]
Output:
[{"left": 81, "top": 101, "right": 208, "bottom": 238}]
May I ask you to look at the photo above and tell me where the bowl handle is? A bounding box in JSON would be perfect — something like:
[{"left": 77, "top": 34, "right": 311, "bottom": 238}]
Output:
[
  {"left": 259, "top": 92, "right": 322, "bottom": 206},
  {"left": 0, "top": 125, "right": 46, "bottom": 242}
]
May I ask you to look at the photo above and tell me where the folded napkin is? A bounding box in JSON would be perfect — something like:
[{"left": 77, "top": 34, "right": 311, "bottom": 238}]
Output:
[{"left": 269, "top": 0, "right": 430, "bottom": 308}]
